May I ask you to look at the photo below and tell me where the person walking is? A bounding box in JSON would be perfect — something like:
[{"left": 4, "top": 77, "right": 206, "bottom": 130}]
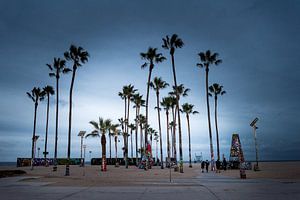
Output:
[
  {"left": 216, "top": 159, "right": 221, "bottom": 173},
  {"left": 201, "top": 160, "right": 205, "bottom": 173},
  {"left": 205, "top": 160, "right": 209, "bottom": 173}
]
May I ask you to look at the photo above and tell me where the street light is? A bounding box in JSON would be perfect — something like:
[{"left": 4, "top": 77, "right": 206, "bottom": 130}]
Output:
[
  {"left": 250, "top": 117, "right": 260, "bottom": 171},
  {"left": 78, "top": 131, "right": 86, "bottom": 167}
]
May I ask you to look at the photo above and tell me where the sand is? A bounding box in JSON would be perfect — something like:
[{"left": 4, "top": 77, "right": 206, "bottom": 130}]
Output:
[{"left": 1, "top": 161, "right": 299, "bottom": 186}]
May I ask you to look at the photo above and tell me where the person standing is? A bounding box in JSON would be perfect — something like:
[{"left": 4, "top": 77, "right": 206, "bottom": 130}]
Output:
[
  {"left": 216, "top": 159, "right": 221, "bottom": 173},
  {"left": 223, "top": 158, "right": 227, "bottom": 171}
]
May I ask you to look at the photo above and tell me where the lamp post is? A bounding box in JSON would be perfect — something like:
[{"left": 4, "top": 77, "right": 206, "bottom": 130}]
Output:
[
  {"left": 83, "top": 145, "right": 86, "bottom": 166},
  {"left": 250, "top": 117, "right": 259, "bottom": 171},
  {"left": 78, "top": 131, "right": 86, "bottom": 167}
]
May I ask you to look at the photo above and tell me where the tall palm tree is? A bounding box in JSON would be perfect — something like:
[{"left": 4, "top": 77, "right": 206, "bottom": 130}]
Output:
[
  {"left": 42, "top": 85, "right": 54, "bottom": 166},
  {"left": 132, "top": 93, "right": 145, "bottom": 164},
  {"left": 162, "top": 34, "right": 185, "bottom": 173},
  {"left": 181, "top": 103, "right": 198, "bottom": 168},
  {"left": 47, "top": 57, "right": 69, "bottom": 171},
  {"left": 86, "top": 117, "right": 112, "bottom": 171},
  {"left": 209, "top": 83, "right": 226, "bottom": 161},
  {"left": 161, "top": 96, "right": 173, "bottom": 165},
  {"left": 27, "top": 87, "right": 45, "bottom": 170},
  {"left": 168, "top": 97, "right": 177, "bottom": 159},
  {"left": 169, "top": 84, "right": 189, "bottom": 171},
  {"left": 150, "top": 77, "right": 169, "bottom": 169},
  {"left": 128, "top": 123, "right": 136, "bottom": 159},
  {"left": 137, "top": 114, "right": 146, "bottom": 153},
  {"left": 140, "top": 47, "right": 166, "bottom": 147},
  {"left": 197, "top": 50, "right": 222, "bottom": 170},
  {"left": 64, "top": 45, "right": 89, "bottom": 176}
]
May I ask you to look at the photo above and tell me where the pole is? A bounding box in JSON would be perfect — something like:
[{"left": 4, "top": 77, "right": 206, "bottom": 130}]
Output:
[
  {"left": 253, "top": 125, "right": 259, "bottom": 171},
  {"left": 80, "top": 135, "right": 83, "bottom": 167}
]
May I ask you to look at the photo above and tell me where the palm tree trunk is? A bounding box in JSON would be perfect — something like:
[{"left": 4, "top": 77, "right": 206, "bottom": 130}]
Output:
[
  {"left": 101, "top": 134, "right": 106, "bottom": 171},
  {"left": 135, "top": 107, "right": 139, "bottom": 165},
  {"left": 109, "top": 134, "right": 112, "bottom": 159},
  {"left": 125, "top": 98, "right": 131, "bottom": 168},
  {"left": 171, "top": 107, "right": 177, "bottom": 162},
  {"left": 53, "top": 76, "right": 59, "bottom": 171},
  {"left": 156, "top": 91, "right": 164, "bottom": 169},
  {"left": 115, "top": 136, "right": 119, "bottom": 166},
  {"left": 187, "top": 114, "right": 192, "bottom": 168},
  {"left": 145, "top": 65, "right": 153, "bottom": 146},
  {"left": 66, "top": 68, "right": 76, "bottom": 176},
  {"left": 31, "top": 102, "right": 38, "bottom": 170},
  {"left": 166, "top": 110, "right": 170, "bottom": 162},
  {"left": 215, "top": 96, "right": 220, "bottom": 161},
  {"left": 205, "top": 67, "right": 214, "bottom": 171},
  {"left": 44, "top": 94, "right": 50, "bottom": 166},
  {"left": 130, "top": 130, "right": 133, "bottom": 159}
]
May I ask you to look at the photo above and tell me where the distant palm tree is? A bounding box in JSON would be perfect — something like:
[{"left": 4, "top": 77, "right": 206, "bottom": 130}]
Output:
[
  {"left": 181, "top": 103, "right": 198, "bottom": 168},
  {"left": 128, "top": 123, "right": 136, "bottom": 159},
  {"left": 132, "top": 93, "right": 145, "bottom": 164},
  {"left": 27, "top": 87, "right": 45, "bottom": 170},
  {"left": 160, "top": 97, "right": 176, "bottom": 164},
  {"left": 140, "top": 47, "right": 166, "bottom": 146},
  {"left": 86, "top": 117, "right": 112, "bottom": 171},
  {"left": 209, "top": 83, "right": 226, "bottom": 161},
  {"left": 64, "top": 45, "right": 89, "bottom": 176},
  {"left": 47, "top": 57, "right": 69, "bottom": 171},
  {"left": 42, "top": 85, "right": 54, "bottom": 166},
  {"left": 147, "top": 127, "right": 157, "bottom": 160},
  {"left": 150, "top": 77, "right": 169, "bottom": 169},
  {"left": 109, "top": 123, "right": 119, "bottom": 162},
  {"left": 169, "top": 84, "right": 189, "bottom": 171},
  {"left": 168, "top": 97, "right": 177, "bottom": 159},
  {"left": 111, "top": 125, "right": 121, "bottom": 166},
  {"left": 162, "top": 34, "right": 185, "bottom": 173},
  {"left": 197, "top": 50, "right": 222, "bottom": 170},
  {"left": 137, "top": 114, "right": 146, "bottom": 153}
]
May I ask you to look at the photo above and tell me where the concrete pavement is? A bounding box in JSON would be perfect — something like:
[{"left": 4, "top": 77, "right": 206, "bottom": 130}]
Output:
[{"left": 0, "top": 172, "right": 299, "bottom": 200}]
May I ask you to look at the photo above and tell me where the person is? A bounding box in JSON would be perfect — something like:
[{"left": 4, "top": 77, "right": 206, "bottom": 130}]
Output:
[
  {"left": 223, "top": 158, "right": 227, "bottom": 171},
  {"left": 201, "top": 160, "right": 205, "bottom": 173},
  {"left": 205, "top": 160, "right": 209, "bottom": 173},
  {"left": 216, "top": 159, "right": 221, "bottom": 173}
]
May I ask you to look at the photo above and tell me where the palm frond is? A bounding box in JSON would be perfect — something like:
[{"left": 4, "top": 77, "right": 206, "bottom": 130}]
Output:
[{"left": 89, "top": 121, "right": 99, "bottom": 130}]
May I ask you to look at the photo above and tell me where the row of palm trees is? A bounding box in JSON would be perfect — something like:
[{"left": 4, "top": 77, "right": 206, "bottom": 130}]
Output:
[
  {"left": 27, "top": 45, "right": 89, "bottom": 176},
  {"left": 26, "top": 34, "right": 227, "bottom": 175}
]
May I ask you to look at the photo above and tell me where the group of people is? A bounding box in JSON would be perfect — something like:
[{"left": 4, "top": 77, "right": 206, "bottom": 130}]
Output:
[{"left": 201, "top": 158, "right": 227, "bottom": 173}]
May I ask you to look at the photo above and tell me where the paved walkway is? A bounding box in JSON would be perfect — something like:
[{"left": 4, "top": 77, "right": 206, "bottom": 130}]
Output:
[{"left": 0, "top": 172, "right": 299, "bottom": 200}]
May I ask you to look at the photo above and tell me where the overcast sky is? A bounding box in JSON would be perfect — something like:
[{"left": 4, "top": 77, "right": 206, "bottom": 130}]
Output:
[{"left": 0, "top": 0, "right": 299, "bottom": 162}]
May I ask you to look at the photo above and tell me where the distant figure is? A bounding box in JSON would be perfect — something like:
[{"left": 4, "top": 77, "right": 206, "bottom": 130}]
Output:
[
  {"left": 201, "top": 161, "right": 205, "bottom": 173},
  {"left": 205, "top": 160, "right": 209, "bottom": 173},
  {"left": 216, "top": 159, "right": 221, "bottom": 173},
  {"left": 223, "top": 158, "right": 227, "bottom": 171}
]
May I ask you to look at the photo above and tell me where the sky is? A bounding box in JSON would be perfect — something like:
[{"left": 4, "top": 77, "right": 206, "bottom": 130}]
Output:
[{"left": 0, "top": 0, "right": 299, "bottom": 162}]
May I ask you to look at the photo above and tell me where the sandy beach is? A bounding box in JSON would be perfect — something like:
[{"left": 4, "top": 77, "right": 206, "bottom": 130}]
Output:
[{"left": 1, "top": 161, "right": 300, "bottom": 186}]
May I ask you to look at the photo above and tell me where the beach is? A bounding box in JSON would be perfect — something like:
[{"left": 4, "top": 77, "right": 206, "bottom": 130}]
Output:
[{"left": 1, "top": 162, "right": 300, "bottom": 200}]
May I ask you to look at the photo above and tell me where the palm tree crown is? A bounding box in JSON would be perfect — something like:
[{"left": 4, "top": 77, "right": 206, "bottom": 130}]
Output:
[
  {"left": 64, "top": 45, "right": 89, "bottom": 69},
  {"left": 150, "top": 77, "right": 169, "bottom": 92},
  {"left": 197, "top": 50, "right": 222, "bottom": 70},
  {"left": 209, "top": 83, "right": 226, "bottom": 97},
  {"left": 181, "top": 103, "right": 199, "bottom": 115},
  {"left": 27, "top": 87, "right": 45, "bottom": 104},
  {"left": 162, "top": 34, "right": 184, "bottom": 55},
  {"left": 140, "top": 47, "right": 166, "bottom": 69}
]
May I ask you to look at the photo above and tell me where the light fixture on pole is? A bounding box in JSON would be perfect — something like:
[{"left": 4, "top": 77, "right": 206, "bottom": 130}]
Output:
[
  {"left": 78, "top": 131, "right": 86, "bottom": 167},
  {"left": 250, "top": 117, "right": 259, "bottom": 171}
]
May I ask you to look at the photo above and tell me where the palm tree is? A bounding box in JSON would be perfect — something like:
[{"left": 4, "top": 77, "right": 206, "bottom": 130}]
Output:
[
  {"left": 27, "top": 87, "right": 45, "bottom": 170},
  {"left": 111, "top": 125, "right": 121, "bottom": 166},
  {"left": 132, "top": 93, "right": 145, "bottom": 165},
  {"left": 181, "top": 103, "right": 198, "bottom": 168},
  {"left": 137, "top": 114, "right": 146, "bottom": 154},
  {"left": 86, "top": 117, "right": 112, "bottom": 171},
  {"left": 161, "top": 96, "right": 173, "bottom": 165},
  {"left": 128, "top": 123, "right": 136, "bottom": 159},
  {"left": 197, "top": 50, "right": 222, "bottom": 170},
  {"left": 169, "top": 84, "right": 189, "bottom": 171},
  {"left": 162, "top": 34, "right": 185, "bottom": 173},
  {"left": 109, "top": 123, "right": 119, "bottom": 163},
  {"left": 209, "top": 83, "right": 226, "bottom": 161},
  {"left": 47, "top": 57, "right": 69, "bottom": 171},
  {"left": 42, "top": 85, "right": 54, "bottom": 166},
  {"left": 140, "top": 47, "right": 166, "bottom": 147},
  {"left": 64, "top": 45, "right": 89, "bottom": 176},
  {"left": 150, "top": 77, "right": 169, "bottom": 169}
]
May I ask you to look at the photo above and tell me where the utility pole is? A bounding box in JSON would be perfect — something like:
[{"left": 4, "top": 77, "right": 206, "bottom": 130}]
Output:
[{"left": 78, "top": 131, "right": 86, "bottom": 167}]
